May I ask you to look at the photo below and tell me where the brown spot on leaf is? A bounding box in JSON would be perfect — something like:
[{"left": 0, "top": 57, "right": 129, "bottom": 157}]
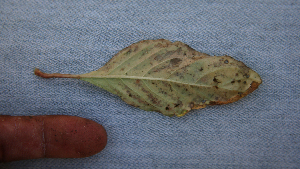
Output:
[
  {"left": 125, "top": 49, "right": 132, "bottom": 55},
  {"left": 134, "top": 46, "right": 139, "bottom": 52},
  {"left": 174, "top": 103, "right": 180, "bottom": 107},
  {"left": 141, "top": 88, "right": 149, "bottom": 93},
  {"left": 148, "top": 93, "right": 159, "bottom": 105},
  {"left": 208, "top": 81, "right": 261, "bottom": 106},
  {"left": 244, "top": 74, "right": 250, "bottom": 78},
  {"left": 189, "top": 102, "right": 194, "bottom": 108},
  {"left": 170, "top": 58, "right": 182, "bottom": 67},
  {"left": 213, "top": 77, "right": 221, "bottom": 83}
]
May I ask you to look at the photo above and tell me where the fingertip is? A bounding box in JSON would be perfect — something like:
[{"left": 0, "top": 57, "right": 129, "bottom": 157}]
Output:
[
  {"left": 44, "top": 115, "right": 107, "bottom": 158},
  {"left": 0, "top": 115, "right": 107, "bottom": 162}
]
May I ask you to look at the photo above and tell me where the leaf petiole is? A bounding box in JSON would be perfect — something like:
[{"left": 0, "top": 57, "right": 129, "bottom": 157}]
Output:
[{"left": 34, "top": 68, "right": 80, "bottom": 79}]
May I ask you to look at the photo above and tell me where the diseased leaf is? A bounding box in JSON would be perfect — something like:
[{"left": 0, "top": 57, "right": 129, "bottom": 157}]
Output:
[{"left": 34, "top": 39, "right": 262, "bottom": 117}]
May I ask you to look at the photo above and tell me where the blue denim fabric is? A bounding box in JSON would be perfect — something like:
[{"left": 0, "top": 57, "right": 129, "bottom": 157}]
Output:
[{"left": 1, "top": 0, "right": 299, "bottom": 168}]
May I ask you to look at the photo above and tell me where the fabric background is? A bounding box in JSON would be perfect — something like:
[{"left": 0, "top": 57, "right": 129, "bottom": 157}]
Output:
[{"left": 0, "top": 0, "right": 299, "bottom": 168}]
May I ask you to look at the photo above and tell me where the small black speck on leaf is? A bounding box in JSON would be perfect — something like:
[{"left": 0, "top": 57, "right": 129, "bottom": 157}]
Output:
[{"left": 174, "top": 103, "right": 180, "bottom": 107}]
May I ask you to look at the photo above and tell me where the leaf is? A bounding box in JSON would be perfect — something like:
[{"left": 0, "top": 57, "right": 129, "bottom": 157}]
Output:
[{"left": 34, "top": 39, "right": 262, "bottom": 117}]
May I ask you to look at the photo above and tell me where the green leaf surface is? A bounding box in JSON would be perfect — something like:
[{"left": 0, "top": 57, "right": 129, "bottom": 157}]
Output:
[{"left": 35, "top": 39, "right": 262, "bottom": 117}]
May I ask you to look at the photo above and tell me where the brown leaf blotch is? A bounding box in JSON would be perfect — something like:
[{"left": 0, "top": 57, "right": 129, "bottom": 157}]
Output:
[
  {"left": 208, "top": 81, "right": 260, "bottom": 105},
  {"left": 170, "top": 58, "right": 182, "bottom": 67}
]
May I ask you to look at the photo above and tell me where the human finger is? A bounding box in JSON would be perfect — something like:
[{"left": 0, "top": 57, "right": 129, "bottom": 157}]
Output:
[{"left": 0, "top": 115, "right": 107, "bottom": 162}]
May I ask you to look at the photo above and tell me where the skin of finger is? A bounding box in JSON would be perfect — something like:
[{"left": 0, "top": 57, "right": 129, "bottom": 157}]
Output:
[
  {"left": 0, "top": 115, "right": 107, "bottom": 162},
  {"left": 0, "top": 116, "right": 44, "bottom": 162}
]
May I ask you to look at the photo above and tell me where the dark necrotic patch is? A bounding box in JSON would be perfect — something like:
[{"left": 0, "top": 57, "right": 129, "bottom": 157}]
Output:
[
  {"left": 213, "top": 77, "right": 221, "bottom": 83},
  {"left": 189, "top": 102, "right": 194, "bottom": 108},
  {"left": 244, "top": 74, "right": 250, "bottom": 78},
  {"left": 125, "top": 49, "right": 132, "bottom": 55},
  {"left": 170, "top": 58, "right": 182, "bottom": 67}
]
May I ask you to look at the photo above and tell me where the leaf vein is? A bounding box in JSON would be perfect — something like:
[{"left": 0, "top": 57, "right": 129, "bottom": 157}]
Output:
[
  {"left": 123, "top": 48, "right": 167, "bottom": 75},
  {"left": 80, "top": 75, "right": 240, "bottom": 92},
  {"left": 119, "top": 78, "right": 161, "bottom": 111},
  {"left": 142, "top": 79, "right": 175, "bottom": 106},
  {"left": 142, "top": 57, "right": 181, "bottom": 77},
  {"left": 194, "top": 67, "right": 239, "bottom": 83},
  {"left": 108, "top": 44, "right": 153, "bottom": 75}
]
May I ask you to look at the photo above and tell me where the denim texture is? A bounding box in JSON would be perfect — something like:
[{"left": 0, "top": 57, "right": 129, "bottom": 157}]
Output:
[{"left": 0, "top": 0, "right": 299, "bottom": 168}]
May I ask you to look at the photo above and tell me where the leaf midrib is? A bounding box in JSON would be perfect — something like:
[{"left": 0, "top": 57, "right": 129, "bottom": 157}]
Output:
[{"left": 80, "top": 74, "right": 242, "bottom": 91}]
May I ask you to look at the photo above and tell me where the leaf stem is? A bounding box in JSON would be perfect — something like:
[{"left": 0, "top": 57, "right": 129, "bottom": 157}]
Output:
[{"left": 34, "top": 68, "right": 80, "bottom": 79}]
